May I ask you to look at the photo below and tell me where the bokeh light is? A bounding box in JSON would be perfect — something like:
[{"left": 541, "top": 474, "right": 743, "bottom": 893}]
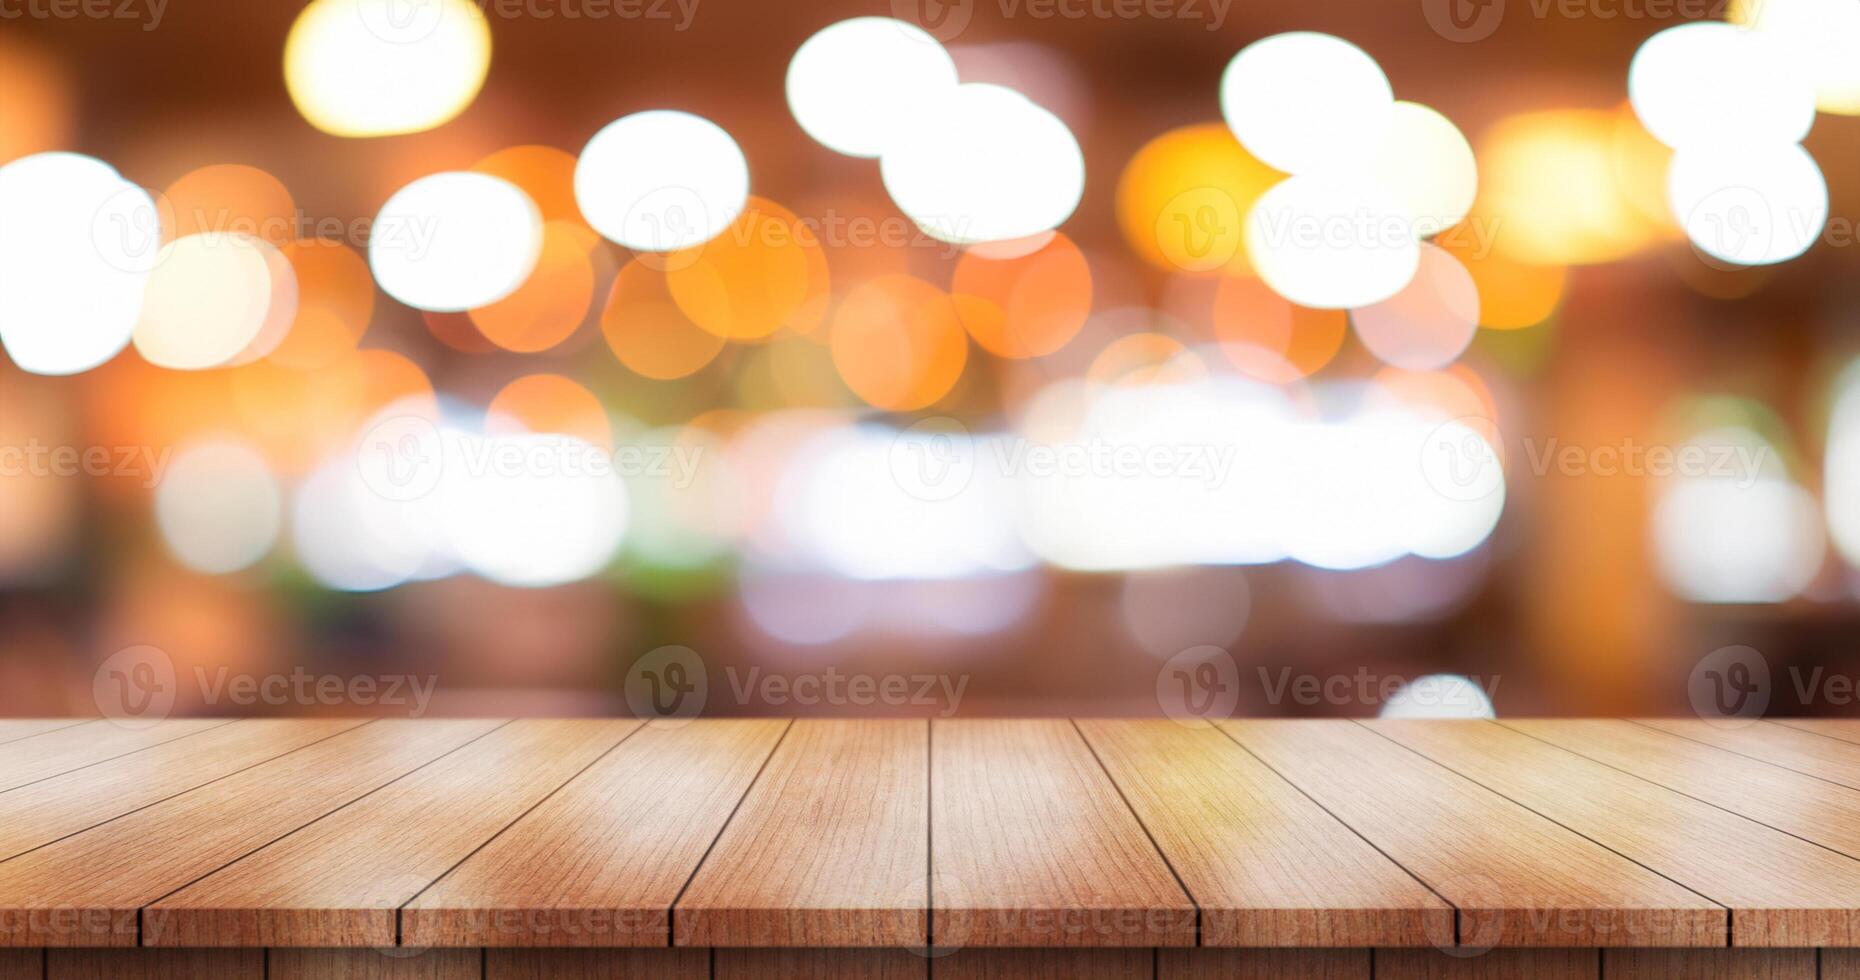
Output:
[
  {"left": 787, "top": 17, "right": 959, "bottom": 158},
  {"left": 1115, "top": 123, "right": 1282, "bottom": 275},
  {"left": 270, "top": 240, "right": 374, "bottom": 370},
  {"left": 829, "top": 275, "right": 969, "bottom": 410},
  {"left": 1628, "top": 22, "right": 1814, "bottom": 151},
  {"left": 1244, "top": 174, "right": 1419, "bottom": 309},
  {"left": 133, "top": 234, "right": 298, "bottom": 371},
  {"left": 1349, "top": 244, "right": 1479, "bottom": 371},
  {"left": 370, "top": 172, "right": 543, "bottom": 312},
  {"left": 1220, "top": 32, "right": 1392, "bottom": 175},
  {"left": 1730, "top": 0, "right": 1860, "bottom": 115},
  {"left": 283, "top": 0, "right": 492, "bottom": 138},
  {"left": 1653, "top": 427, "right": 1823, "bottom": 603},
  {"left": 0, "top": 153, "right": 156, "bottom": 376},
  {"left": 468, "top": 221, "right": 599, "bottom": 352},
  {"left": 952, "top": 233, "right": 1091, "bottom": 359},
  {"left": 1363, "top": 102, "right": 1476, "bottom": 234},
  {"left": 880, "top": 83, "right": 1085, "bottom": 245},
  {"left": 1209, "top": 275, "right": 1346, "bottom": 383},
  {"left": 666, "top": 197, "right": 814, "bottom": 340},
  {"left": 1476, "top": 109, "right": 1670, "bottom": 265},
  {"left": 487, "top": 374, "right": 612, "bottom": 449},
  {"left": 574, "top": 110, "right": 749, "bottom": 252},
  {"left": 601, "top": 258, "right": 728, "bottom": 381},
  {"left": 156, "top": 440, "right": 282, "bottom": 575},
  {"left": 1667, "top": 142, "right": 1827, "bottom": 267},
  {"left": 1379, "top": 674, "right": 1496, "bottom": 719}
]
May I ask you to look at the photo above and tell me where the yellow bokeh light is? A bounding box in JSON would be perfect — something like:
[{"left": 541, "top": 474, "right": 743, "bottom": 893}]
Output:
[
  {"left": 1437, "top": 227, "right": 1567, "bottom": 331},
  {"left": 161, "top": 164, "right": 295, "bottom": 246},
  {"left": 1475, "top": 108, "right": 1671, "bottom": 266},
  {"left": 1086, "top": 332, "right": 1206, "bottom": 386},
  {"left": 1115, "top": 122, "right": 1283, "bottom": 275},
  {"left": 488, "top": 374, "right": 611, "bottom": 449},
  {"left": 602, "top": 259, "right": 727, "bottom": 381},
  {"left": 829, "top": 275, "right": 969, "bottom": 411},
  {"left": 469, "top": 221, "right": 598, "bottom": 353},
  {"left": 666, "top": 197, "right": 815, "bottom": 341},
  {"left": 283, "top": 0, "right": 491, "bottom": 138},
  {"left": 270, "top": 239, "right": 374, "bottom": 370},
  {"left": 472, "top": 145, "right": 586, "bottom": 228},
  {"left": 952, "top": 232, "right": 1092, "bottom": 359}
]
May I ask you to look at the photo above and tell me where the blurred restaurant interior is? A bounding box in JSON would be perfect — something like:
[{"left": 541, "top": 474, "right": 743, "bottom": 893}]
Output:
[{"left": 0, "top": 0, "right": 1856, "bottom": 719}]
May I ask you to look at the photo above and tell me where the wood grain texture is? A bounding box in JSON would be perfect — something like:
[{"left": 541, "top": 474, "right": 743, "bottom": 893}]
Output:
[
  {"left": 483, "top": 949, "right": 707, "bottom": 980},
  {"left": 146, "top": 720, "right": 638, "bottom": 946},
  {"left": 1504, "top": 720, "right": 1860, "bottom": 858},
  {"left": 1636, "top": 719, "right": 1860, "bottom": 790},
  {"left": 1221, "top": 721, "right": 1723, "bottom": 948},
  {"left": 0, "top": 720, "right": 233, "bottom": 793},
  {"left": 45, "top": 949, "right": 260, "bottom": 980},
  {"left": 1077, "top": 719, "right": 1449, "bottom": 947},
  {"left": 1601, "top": 949, "right": 1815, "bottom": 979},
  {"left": 936, "top": 948, "right": 1151, "bottom": 980},
  {"left": 713, "top": 948, "right": 924, "bottom": 980},
  {"left": 1770, "top": 719, "right": 1860, "bottom": 746},
  {"left": 0, "top": 718, "right": 368, "bottom": 861},
  {"left": 1827, "top": 950, "right": 1860, "bottom": 979},
  {"left": 0, "top": 719, "right": 501, "bottom": 947},
  {"left": 676, "top": 720, "right": 927, "bottom": 947},
  {"left": 1369, "top": 719, "right": 1860, "bottom": 946},
  {"left": 0, "top": 720, "right": 87, "bottom": 746},
  {"left": 0, "top": 951, "right": 36, "bottom": 980},
  {"left": 1374, "top": 950, "right": 1599, "bottom": 979},
  {"left": 1157, "top": 948, "right": 1370, "bottom": 979},
  {"left": 403, "top": 719, "right": 789, "bottom": 947},
  {"left": 267, "top": 949, "right": 479, "bottom": 980},
  {"left": 931, "top": 719, "right": 1195, "bottom": 948}
]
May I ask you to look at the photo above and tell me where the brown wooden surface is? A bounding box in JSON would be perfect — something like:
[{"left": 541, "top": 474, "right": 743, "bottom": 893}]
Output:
[
  {"left": 713, "top": 948, "right": 924, "bottom": 980},
  {"left": 1601, "top": 948, "right": 1816, "bottom": 979},
  {"left": 935, "top": 948, "right": 1152, "bottom": 979},
  {"left": 676, "top": 719, "right": 928, "bottom": 947},
  {"left": 932, "top": 719, "right": 1196, "bottom": 947},
  {"left": 0, "top": 719, "right": 501, "bottom": 947},
  {"left": 45, "top": 949, "right": 261, "bottom": 980},
  {"left": 1156, "top": 948, "right": 1370, "bottom": 979},
  {"left": 0, "top": 718, "right": 367, "bottom": 861},
  {"left": 0, "top": 952, "right": 36, "bottom": 980},
  {"left": 402, "top": 719, "right": 789, "bottom": 947},
  {"left": 1221, "top": 720, "right": 1724, "bottom": 947},
  {"left": 0, "top": 721, "right": 88, "bottom": 746},
  {"left": 482, "top": 949, "right": 707, "bottom": 980},
  {"left": 1078, "top": 719, "right": 1449, "bottom": 947},
  {"left": 1636, "top": 719, "right": 1860, "bottom": 790},
  {"left": 1504, "top": 719, "right": 1860, "bottom": 858},
  {"left": 146, "top": 720, "right": 637, "bottom": 947},
  {"left": 267, "top": 949, "right": 480, "bottom": 980},
  {"left": 1373, "top": 949, "right": 1599, "bottom": 979},
  {"left": 0, "top": 720, "right": 233, "bottom": 794},
  {"left": 1369, "top": 719, "right": 1860, "bottom": 946}
]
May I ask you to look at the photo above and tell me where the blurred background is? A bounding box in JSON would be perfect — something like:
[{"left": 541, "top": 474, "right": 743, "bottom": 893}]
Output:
[{"left": 0, "top": 0, "right": 1855, "bottom": 719}]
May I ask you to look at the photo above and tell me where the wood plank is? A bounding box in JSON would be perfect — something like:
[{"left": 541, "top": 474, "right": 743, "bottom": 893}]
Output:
[
  {"left": 0, "top": 718, "right": 368, "bottom": 861},
  {"left": 146, "top": 719, "right": 638, "bottom": 946},
  {"left": 0, "top": 721, "right": 87, "bottom": 746},
  {"left": 1828, "top": 950, "right": 1860, "bottom": 979},
  {"left": 713, "top": 949, "right": 923, "bottom": 980},
  {"left": 1369, "top": 720, "right": 1860, "bottom": 946},
  {"left": 0, "top": 719, "right": 502, "bottom": 947},
  {"left": 936, "top": 948, "right": 1150, "bottom": 980},
  {"left": 1077, "top": 719, "right": 1449, "bottom": 947},
  {"left": 1636, "top": 719, "right": 1860, "bottom": 790},
  {"left": 1601, "top": 949, "right": 1815, "bottom": 979},
  {"left": 1770, "top": 719, "right": 1860, "bottom": 746},
  {"left": 1374, "top": 949, "right": 1598, "bottom": 979},
  {"left": 675, "top": 719, "right": 927, "bottom": 947},
  {"left": 0, "top": 951, "right": 35, "bottom": 980},
  {"left": 0, "top": 720, "right": 233, "bottom": 794},
  {"left": 930, "top": 719, "right": 1196, "bottom": 948},
  {"left": 1504, "top": 719, "right": 1860, "bottom": 858},
  {"left": 483, "top": 949, "right": 706, "bottom": 980},
  {"left": 402, "top": 719, "right": 789, "bottom": 947},
  {"left": 45, "top": 949, "right": 259, "bottom": 980},
  {"left": 268, "top": 949, "right": 480, "bottom": 980},
  {"left": 1219, "top": 721, "right": 1723, "bottom": 947},
  {"left": 1157, "top": 948, "right": 1370, "bottom": 979}
]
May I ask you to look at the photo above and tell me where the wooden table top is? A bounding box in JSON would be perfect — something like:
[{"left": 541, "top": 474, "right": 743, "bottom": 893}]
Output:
[{"left": 2, "top": 717, "right": 1859, "bottom": 954}]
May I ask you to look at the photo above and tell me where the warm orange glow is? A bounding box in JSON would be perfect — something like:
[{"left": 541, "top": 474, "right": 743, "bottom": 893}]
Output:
[
  {"left": 1116, "top": 122, "right": 1282, "bottom": 275},
  {"left": 952, "top": 232, "right": 1092, "bottom": 359},
  {"left": 271, "top": 240, "right": 373, "bottom": 369},
  {"left": 602, "top": 258, "right": 728, "bottom": 380},
  {"left": 160, "top": 163, "right": 296, "bottom": 245},
  {"left": 488, "top": 373, "right": 611, "bottom": 449},
  {"left": 1086, "top": 332, "right": 1206, "bottom": 386},
  {"left": 0, "top": 40, "right": 73, "bottom": 164},
  {"left": 472, "top": 145, "right": 584, "bottom": 227},
  {"left": 829, "top": 275, "right": 968, "bottom": 410},
  {"left": 468, "top": 221, "right": 598, "bottom": 352},
  {"left": 229, "top": 356, "right": 366, "bottom": 472},
  {"left": 666, "top": 197, "right": 813, "bottom": 341},
  {"left": 1209, "top": 275, "right": 1346, "bottom": 382},
  {"left": 1437, "top": 229, "right": 1567, "bottom": 330},
  {"left": 733, "top": 335, "right": 849, "bottom": 410},
  {"left": 1476, "top": 108, "right": 1671, "bottom": 265},
  {"left": 353, "top": 348, "right": 437, "bottom": 416},
  {"left": 423, "top": 310, "right": 499, "bottom": 353}
]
